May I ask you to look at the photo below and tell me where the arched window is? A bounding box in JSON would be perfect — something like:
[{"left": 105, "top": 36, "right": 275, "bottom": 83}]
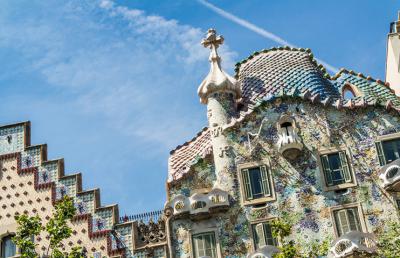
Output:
[
  {"left": 1, "top": 235, "right": 16, "bottom": 258},
  {"left": 343, "top": 89, "right": 355, "bottom": 100},
  {"left": 341, "top": 84, "right": 360, "bottom": 100}
]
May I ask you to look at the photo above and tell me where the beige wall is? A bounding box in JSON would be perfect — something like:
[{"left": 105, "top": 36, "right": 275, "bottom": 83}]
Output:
[{"left": 386, "top": 33, "right": 400, "bottom": 95}]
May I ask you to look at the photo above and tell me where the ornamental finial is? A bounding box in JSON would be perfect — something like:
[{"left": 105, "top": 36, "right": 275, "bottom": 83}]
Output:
[
  {"left": 197, "top": 29, "right": 241, "bottom": 104},
  {"left": 201, "top": 28, "right": 224, "bottom": 49}
]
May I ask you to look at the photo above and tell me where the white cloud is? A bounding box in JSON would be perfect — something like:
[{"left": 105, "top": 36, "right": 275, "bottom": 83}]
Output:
[{"left": 0, "top": 0, "right": 237, "bottom": 151}]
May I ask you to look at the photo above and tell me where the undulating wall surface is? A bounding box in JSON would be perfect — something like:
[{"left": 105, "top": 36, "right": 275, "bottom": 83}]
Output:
[{"left": 169, "top": 97, "right": 400, "bottom": 257}]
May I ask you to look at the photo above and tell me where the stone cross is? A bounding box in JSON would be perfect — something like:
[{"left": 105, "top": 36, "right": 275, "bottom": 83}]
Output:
[{"left": 201, "top": 28, "right": 224, "bottom": 49}]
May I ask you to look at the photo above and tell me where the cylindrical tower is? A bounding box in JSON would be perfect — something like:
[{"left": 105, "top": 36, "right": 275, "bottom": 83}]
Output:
[{"left": 198, "top": 29, "right": 241, "bottom": 192}]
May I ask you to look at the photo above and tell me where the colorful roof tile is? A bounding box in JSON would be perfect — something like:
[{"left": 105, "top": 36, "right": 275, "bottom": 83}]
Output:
[
  {"left": 168, "top": 127, "right": 212, "bottom": 183},
  {"left": 168, "top": 47, "right": 400, "bottom": 183}
]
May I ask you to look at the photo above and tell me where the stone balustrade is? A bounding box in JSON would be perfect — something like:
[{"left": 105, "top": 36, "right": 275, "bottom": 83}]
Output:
[
  {"left": 329, "top": 231, "right": 377, "bottom": 258},
  {"left": 379, "top": 159, "right": 400, "bottom": 191},
  {"left": 166, "top": 188, "right": 229, "bottom": 219},
  {"left": 246, "top": 245, "right": 280, "bottom": 258}
]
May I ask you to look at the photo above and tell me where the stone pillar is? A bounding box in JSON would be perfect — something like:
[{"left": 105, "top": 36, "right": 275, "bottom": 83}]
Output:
[{"left": 207, "top": 93, "right": 237, "bottom": 191}]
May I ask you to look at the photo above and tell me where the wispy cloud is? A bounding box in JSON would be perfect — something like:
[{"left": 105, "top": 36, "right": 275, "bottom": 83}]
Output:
[
  {"left": 198, "top": 0, "right": 339, "bottom": 74},
  {"left": 0, "top": 0, "right": 237, "bottom": 213}
]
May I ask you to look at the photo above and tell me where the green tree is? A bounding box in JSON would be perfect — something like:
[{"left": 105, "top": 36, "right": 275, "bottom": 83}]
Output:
[
  {"left": 13, "top": 196, "right": 85, "bottom": 258},
  {"left": 271, "top": 219, "right": 298, "bottom": 258},
  {"left": 376, "top": 221, "right": 400, "bottom": 258}
]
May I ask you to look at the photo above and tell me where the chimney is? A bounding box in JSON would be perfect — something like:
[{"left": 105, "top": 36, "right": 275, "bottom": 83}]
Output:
[{"left": 386, "top": 11, "right": 400, "bottom": 95}]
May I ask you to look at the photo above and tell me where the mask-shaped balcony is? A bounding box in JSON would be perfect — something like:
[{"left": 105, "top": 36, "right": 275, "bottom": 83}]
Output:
[
  {"left": 165, "top": 188, "right": 229, "bottom": 219},
  {"left": 379, "top": 158, "right": 400, "bottom": 191},
  {"left": 276, "top": 115, "right": 303, "bottom": 160},
  {"left": 246, "top": 245, "right": 280, "bottom": 258},
  {"left": 329, "top": 231, "right": 376, "bottom": 258}
]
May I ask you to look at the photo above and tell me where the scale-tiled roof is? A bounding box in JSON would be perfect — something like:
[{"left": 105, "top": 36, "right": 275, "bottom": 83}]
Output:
[
  {"left": 237, "top": 47, "right": 340, "bottom": 104},
  {"left": 168, "top": 127, "right": 212, "bottom": 183},
  {"left": 168, "top": 47, "right": 400, "bottom": 183}
]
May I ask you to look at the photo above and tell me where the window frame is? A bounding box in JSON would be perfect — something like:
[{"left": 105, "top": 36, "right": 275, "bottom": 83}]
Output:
[
  {"left": 376, "top": 132, "right": 400, "bottom": 166},
  {"left": 316, "top": 146, "right": 357, "bottom": 191},
  {"left": 341, "top": 83, "right": 363, "bottom": 99},
  {"left": 330, "top": 203, "right": 367, "bottom": 238},
  {"left": 249, "top": 218, "right": 278, "bottom": 252},
  {"left": 0, "top": 235, "right": 17, "bottom": 258},
  {"left": 189, "top": 228, "right": 221, "bottom": 258},
  {"left": 237, "top": 161, "right": 276, "bottom": 206}
]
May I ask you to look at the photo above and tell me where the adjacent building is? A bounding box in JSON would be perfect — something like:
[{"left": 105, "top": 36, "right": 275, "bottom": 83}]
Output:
[{"left": 1, "top": 11, "right": 400, "bottom": 258}]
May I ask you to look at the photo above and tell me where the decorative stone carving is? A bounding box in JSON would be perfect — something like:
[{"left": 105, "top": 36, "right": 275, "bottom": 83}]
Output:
[
  {"left": 246, "top": 245, "right": 280, "bottom": 258},
  {"left": 379, "top": 158, "right": 400, "bottom": 191},
  {"left": 197, "top": 29, "right": 241, "bottom": 104},
  {"left": 137, "top": 217, "right": 166, "bottom": 245},
  {"left": 276, "top": 115, "right": 303, "bottom": 159},
  {"left": 329, "top": 231, "right": 377, "bottom": 258}
]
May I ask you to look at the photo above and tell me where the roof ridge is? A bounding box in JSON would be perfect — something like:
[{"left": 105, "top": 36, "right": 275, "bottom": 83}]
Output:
[
  {"left": 234, "top": 46, "right": 330, "bottom": 80},
  {"left": 332, "top": 68, "right": 393, "bottom": 88}
]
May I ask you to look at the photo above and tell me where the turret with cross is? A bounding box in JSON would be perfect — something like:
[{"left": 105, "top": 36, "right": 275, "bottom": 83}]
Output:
[{"left": 197, "top": 28, "right": 241, "bottom": 194}]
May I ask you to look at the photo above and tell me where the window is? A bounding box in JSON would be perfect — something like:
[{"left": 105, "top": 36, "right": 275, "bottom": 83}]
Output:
[
  {"left": 320, "top": 151, "right": 352, "bottom": 187},
  {"left": 192, "top": 232, "right": 217, "bottom": 258},
  {"left": 341, "top": 84, "right": 361, "bottom": 100},
  {"left": 376, "top": 137, "right": 400, "bottom": 165},
  {"left": 1, "top": 235, "right": 16, "bottom": 258},
  {"left": 343, "top": 89, "right": 355, "bottom": 100},
  {"left": 240, "top": 165, "right": 273, "bottom": 205},
  {"left": 333, "top": 207, "right": 362, "bottom": 236},
  {"left": 251, "top": 221, "right": 277, "bottom": 250}
]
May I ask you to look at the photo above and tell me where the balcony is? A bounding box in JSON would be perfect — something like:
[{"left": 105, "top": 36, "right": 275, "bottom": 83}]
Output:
[
  {"left": 276, "top": 116, "right": 303, "bottom": 160},
  {"left": 246, "top": 245, "right": 280, "bottom": 258},
  {"left": 379, "top": 159, "right": 400, "bottom": 191},
  {"left": 329, "top": 231, "right": 376, "bottom": 258},
  {"left": 165, "top": 188, "right": 229, "bottom": 219}
]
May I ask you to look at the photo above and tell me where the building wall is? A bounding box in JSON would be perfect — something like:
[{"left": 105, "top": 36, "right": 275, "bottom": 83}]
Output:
[
  {"left": 386, "top": 33, "right": 400, "bottom": 95},
  {"left": 169, "top": 98, "right": 400, "bottom": 257},
  {"left": 0, "top": 123, "right": 127, "bottom": 257}
]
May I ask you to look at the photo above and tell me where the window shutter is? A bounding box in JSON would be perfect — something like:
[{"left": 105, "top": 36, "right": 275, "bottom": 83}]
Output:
[
  {"left": 375, "top": 141, "right": 386, "bottom": 166},
  {"left": 336, "top": 210, "right": 350, "bottom": 236},
  {"left": 260, "top": 166, "right": 271, "bottom": 197},
  {"left": 339, "top": 151, "right": 352, "bottom": 183},
  {"left": 321, "top": 155, "right": 333, "bottom": 186},
  {"left": 242, "top": 169, "right": 253, "bottom": 200},
  {"left": 255, "top": 223, "right": 266, "bottom": 248}
]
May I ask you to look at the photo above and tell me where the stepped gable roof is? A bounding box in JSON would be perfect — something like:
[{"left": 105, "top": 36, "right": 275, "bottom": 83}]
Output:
[
  {"left": 168, "top": 127, "right": 212, "bottom": 183},
  {"left": 168, "top": 47, "right": 400, "bottom": 183},
  {"left": 0, "top": 121, "right": 165, "bottom": 257}
]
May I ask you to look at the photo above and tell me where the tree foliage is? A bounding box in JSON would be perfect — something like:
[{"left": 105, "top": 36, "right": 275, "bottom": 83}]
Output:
[
  {"left": 13, "top": 196, "right": 86, "bottom": 258},
  {"left": 376, "top": 221, "right": 400, "bottom": 258}
]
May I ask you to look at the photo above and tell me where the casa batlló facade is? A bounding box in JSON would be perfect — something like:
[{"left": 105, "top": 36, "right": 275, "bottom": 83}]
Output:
[{"left": 1, "top": 12, "right": 400, "bottom": 258}]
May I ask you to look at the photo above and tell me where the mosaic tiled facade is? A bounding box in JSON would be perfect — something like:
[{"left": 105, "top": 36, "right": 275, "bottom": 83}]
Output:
[{"left": 1, "top": 12, "right": 400, "bottom": 258}]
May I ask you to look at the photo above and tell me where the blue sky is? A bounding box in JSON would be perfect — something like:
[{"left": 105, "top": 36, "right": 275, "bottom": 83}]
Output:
[{"left": 0, "top": 0, "right": 399, "bottom": 216}]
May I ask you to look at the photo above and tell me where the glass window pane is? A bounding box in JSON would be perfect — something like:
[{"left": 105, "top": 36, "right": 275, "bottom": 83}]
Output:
[
  {"left": 192, "top": 232, "right": 217, "bottom": 258},
  {"left": 347, "top": 208, "right": 361, "bottom": 232},
  {"left": 328, "top": 153, "right": 345, "bottom": 185},
  {"left": 1, "top": 236, "right": 16, "bottom": 258},
  {"left": 252, "top": 222, "right": 277, "bottom": 250},
  {"left": 249, "top": 167, "right": 263, "bottom": 199},
  {"left": 383, "top": 139, "right": 400, "bottom": 163}
]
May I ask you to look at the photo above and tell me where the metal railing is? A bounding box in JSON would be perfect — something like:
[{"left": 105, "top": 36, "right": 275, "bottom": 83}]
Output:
[{"left": 120, "top": 210, "right": 163, "bottom": 223}]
